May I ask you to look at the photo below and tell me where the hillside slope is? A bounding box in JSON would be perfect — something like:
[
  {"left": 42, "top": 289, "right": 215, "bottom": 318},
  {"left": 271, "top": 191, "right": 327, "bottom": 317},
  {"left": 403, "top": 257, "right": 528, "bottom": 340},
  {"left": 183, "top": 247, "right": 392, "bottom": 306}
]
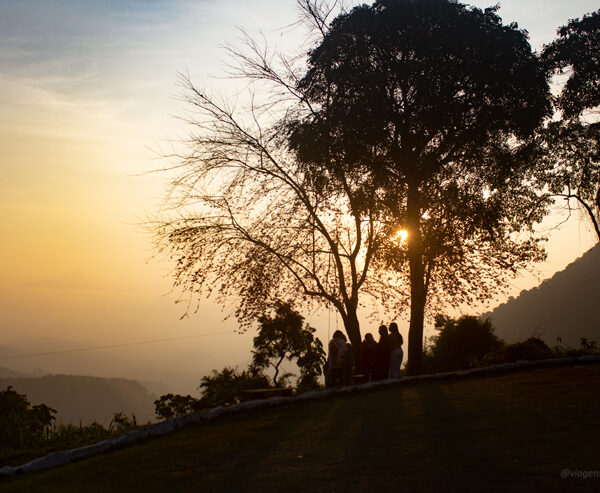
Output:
[
  {"left": 1, "top": 364, "right": 598, "bottom": 492},
  {"left": 0, "top": 375, "right": 155, "bottom": 425},
  {"left": 486, "top": 243, "right": 600, "bottom": 346}
]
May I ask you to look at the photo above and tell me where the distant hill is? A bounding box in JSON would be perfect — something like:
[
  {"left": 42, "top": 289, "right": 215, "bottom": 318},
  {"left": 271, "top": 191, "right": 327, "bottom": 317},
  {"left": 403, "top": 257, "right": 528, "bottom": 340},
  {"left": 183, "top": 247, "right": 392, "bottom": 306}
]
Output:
[
  {"left": 0, "top": 366, "right": 28, "bottom": 378},
  {"left": 486, "top": 243, "right": 600, "bottom": 346},
  {"left": 0, "top": 375, "right": 156, "bottom": 425},
  {"left": 0, "top": 337, "right": 205, "bottom": 396}
]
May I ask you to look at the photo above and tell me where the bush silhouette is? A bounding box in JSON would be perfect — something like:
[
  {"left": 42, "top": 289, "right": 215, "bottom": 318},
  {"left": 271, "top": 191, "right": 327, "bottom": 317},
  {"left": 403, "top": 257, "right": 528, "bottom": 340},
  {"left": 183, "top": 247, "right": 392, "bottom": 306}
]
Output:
[
  {"left": 154, "top": 394, "right": 202, "bottom": 421},
  {"left": 505, "top": 337, "right": 553, "bottom": 362},
  {"left": 424, "top": 316, "right": 503, "bottom": 372},
  {"left": 0, "top": 386, "right": 56, "bottom": 450},
  {"left": 198, "top": 367, "right": 271, "bottom": 408}
]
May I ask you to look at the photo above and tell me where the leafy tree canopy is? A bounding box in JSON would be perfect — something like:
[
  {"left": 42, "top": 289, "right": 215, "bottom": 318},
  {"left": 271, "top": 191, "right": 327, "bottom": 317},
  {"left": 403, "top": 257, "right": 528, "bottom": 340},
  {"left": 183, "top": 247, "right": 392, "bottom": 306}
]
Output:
[
  {"left": 543, "top": 9, "right": 600, "bottom": 119},
  {"left": 540, "top": 10, "right": 600, "bottom": 240},
  {"left": 289, "top": 0, "right": 551, "bottom": 374},
  {"left": 252, "top": 302, "right": 325, "bottom": 388}
]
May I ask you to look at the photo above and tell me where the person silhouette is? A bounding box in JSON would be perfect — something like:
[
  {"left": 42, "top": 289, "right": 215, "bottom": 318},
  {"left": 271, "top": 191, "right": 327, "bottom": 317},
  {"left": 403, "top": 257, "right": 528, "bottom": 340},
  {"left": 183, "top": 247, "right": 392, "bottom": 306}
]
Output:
[
  {"left": 360, "top": 333, "right": 377, "bottom": 382},
  {"left": 328, "top": 330, "right": 348, "bottom": 386},
  {"left": 388, "top": 322, "right": 404, "bottom": 378},
  {"left": 375, "top": 325, "right": 391, "bottom": 380}
]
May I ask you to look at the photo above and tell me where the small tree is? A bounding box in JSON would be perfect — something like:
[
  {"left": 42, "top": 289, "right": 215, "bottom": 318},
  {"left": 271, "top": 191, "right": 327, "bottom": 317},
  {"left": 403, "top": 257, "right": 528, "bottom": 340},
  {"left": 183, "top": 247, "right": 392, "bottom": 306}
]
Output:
[{"left": 252, "top": 302, "right": 325, "bottom": 388}]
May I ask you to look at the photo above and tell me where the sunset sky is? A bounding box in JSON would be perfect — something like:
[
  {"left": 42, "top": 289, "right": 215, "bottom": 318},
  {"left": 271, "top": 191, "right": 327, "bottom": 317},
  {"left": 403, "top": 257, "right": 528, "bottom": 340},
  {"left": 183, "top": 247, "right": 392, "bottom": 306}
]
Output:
[{"left": 1, "top": 0, "right": 597, "bottom": 393}]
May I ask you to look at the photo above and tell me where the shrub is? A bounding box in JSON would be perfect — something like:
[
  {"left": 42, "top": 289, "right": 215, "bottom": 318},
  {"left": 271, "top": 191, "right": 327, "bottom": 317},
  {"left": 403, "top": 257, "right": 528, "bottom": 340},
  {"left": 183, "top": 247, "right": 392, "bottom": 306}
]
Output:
[
  {"left": 424, "top": 315, "right": 504, "bottom": 372},
  {"left": 154, "top": 394, "right": 202, "bottom": 421},
  {"left": 0, "top": 386, "right": 56, "bottom": 450},
  {"left": 553, "top": 337, "right": 600, "bottom": 357},
  {"left": 505, "top": 337, "right": 553, "bottom": 362},
  {"left": 199, "top": 367, "right": 271, "bottom": 407}
]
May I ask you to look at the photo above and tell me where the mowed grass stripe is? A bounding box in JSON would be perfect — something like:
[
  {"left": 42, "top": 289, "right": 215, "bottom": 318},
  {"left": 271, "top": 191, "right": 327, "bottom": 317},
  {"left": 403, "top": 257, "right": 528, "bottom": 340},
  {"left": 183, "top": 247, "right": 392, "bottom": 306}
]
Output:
[{"left": 1, "top": 364, "right": 598, "bottom": 492}]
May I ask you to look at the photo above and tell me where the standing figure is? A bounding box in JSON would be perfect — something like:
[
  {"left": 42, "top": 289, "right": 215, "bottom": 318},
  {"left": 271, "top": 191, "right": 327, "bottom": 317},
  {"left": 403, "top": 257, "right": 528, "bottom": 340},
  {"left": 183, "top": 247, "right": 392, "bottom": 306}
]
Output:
[
  {"left": 328, "top": 330, "right": 348, "bottom": 387},
  {"left": 388, "top": 322, "right": 404, "bottom": 378},
  {"left": 375, "top": 325, "right": 391, "bottom": 380},
  {"left": 341, "top": 340, "right": 354, "bottom": 386},
  {"left": 360, "top": 333, "right": 378, "bottom": 382}
]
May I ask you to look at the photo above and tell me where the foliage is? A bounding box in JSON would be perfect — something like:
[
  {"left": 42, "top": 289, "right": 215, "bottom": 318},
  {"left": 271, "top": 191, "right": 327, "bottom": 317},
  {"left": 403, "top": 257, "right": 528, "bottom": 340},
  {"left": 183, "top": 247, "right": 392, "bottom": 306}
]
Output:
[
  {"left": 542, "top": 9, "right": 600, "bottom": 119},
  {"left": 152, "top": 1, "right": 417, "bottom": 362},
  {"left": 540, "top": 10, "right": 600, "bottom": 240},
  {"left": 535, "top": 121, "right": 600, "bottom": 239},
  {"left": 424, "top": 314, "right": 600, "bottom": 372},
  {"left": 154, "top": 393, "right": 202, "bottom": 421},
  {"left": 553, "top": 337, "right": 600, "bottom": 357},
  {"left": 504, "top": 337, "right": 553, "bottom": 363},
  {"left": 423, "top": 316, "right": 503, "bottom": 372},
  {"left": 290, "top": 0, "right": 551, "bottom": 374},
  {"left": 252, "top": 302, "right": 326, "bottom": 387},
  {"left": 198, "top": 367, "right": 271, "bottom": 407},
  {"left": 153, "top": 305, "right": 325, "bottom": 417},
  {"left": 0, "top": 386, "right": 56, "bottom": 450},
  {"left": 0, "top": 386, "right": 141, "bottom": 466}
]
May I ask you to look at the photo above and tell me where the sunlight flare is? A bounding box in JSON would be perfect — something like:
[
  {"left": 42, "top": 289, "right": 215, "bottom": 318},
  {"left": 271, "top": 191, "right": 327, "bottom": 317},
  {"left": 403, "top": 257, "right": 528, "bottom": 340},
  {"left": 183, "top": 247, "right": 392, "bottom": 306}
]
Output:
[{"left": 395, "top": 229, "right": 408, "bottom": 243}]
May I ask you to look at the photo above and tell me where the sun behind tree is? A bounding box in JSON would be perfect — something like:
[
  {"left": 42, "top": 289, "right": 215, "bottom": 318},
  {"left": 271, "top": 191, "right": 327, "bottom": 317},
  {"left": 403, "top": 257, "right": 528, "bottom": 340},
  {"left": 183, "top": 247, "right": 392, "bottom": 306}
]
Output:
[{"left": 395, "top": 229, "right": 408, "bottom": 243}]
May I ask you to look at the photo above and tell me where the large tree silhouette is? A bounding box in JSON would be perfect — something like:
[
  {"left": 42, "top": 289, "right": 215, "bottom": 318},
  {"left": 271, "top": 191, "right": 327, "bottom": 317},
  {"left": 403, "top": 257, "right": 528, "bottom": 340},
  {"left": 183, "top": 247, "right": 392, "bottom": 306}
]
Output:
[
  {"left": 540, "top": 10, "right": 600, "bottom": 241},
  {"left": 290, "top": 0, "right": 551, "bottom": 374},
  {"left": 154, "top": 71, "right": 394, "bottom": 357}
]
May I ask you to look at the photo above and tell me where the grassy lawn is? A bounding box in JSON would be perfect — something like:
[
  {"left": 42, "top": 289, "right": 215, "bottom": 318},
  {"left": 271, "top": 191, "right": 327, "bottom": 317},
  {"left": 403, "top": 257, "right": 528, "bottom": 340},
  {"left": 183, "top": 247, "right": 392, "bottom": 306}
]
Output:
[{"left": 1, "top": 364, "right": 599, "bottom": 492}]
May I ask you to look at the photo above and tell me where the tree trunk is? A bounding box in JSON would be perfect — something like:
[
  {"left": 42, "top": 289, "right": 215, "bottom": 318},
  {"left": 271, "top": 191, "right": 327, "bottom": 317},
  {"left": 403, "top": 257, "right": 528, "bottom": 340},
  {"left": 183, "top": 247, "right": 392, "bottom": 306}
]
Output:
[
  {"left": 406, "top": 183, "right": 426, "bottom": 376},
  {"left": 343, "top": 307, "right": 362, "bottom": 373},
  {"left": 272, "top": 356, "right": 284, "bottom": 387}
]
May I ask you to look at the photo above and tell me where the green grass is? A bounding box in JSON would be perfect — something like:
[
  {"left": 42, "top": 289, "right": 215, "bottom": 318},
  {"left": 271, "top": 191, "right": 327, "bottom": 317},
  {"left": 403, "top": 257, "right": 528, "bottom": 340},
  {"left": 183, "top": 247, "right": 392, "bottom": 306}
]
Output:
[{"left": 1, "top": 364, "right": 599, "bottom": 492}]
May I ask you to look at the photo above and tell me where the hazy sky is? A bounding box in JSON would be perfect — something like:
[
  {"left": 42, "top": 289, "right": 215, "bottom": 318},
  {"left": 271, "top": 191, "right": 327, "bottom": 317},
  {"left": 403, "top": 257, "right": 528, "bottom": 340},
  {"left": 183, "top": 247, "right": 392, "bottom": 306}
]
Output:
[{"left": 0, "top": 0, "right": 597, "bottom": 393}]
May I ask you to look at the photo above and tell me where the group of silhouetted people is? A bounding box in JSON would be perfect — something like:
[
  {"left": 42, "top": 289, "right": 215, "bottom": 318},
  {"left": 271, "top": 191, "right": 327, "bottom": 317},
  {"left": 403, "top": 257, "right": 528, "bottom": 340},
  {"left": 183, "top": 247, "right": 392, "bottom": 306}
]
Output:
[{"left": 325, "top": 323, "right": 404, "bottom": 387}]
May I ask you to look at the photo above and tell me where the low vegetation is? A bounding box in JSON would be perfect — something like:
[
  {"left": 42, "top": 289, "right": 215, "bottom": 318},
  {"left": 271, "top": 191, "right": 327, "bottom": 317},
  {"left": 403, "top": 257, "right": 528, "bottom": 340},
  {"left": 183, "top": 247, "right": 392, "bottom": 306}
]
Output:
[
  {"left": 0, "top": 387, "right": 141, "bottom": 468},
  {"left": 153, "top": 367, "right": 271, "bottom": 420}
]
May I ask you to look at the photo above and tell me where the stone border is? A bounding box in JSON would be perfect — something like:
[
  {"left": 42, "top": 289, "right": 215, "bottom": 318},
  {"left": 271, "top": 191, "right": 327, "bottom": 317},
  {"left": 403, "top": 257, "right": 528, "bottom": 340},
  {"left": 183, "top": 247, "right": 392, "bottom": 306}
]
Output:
[{"left": 2, "top": 354, "right": 599, "bottom": 476}]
